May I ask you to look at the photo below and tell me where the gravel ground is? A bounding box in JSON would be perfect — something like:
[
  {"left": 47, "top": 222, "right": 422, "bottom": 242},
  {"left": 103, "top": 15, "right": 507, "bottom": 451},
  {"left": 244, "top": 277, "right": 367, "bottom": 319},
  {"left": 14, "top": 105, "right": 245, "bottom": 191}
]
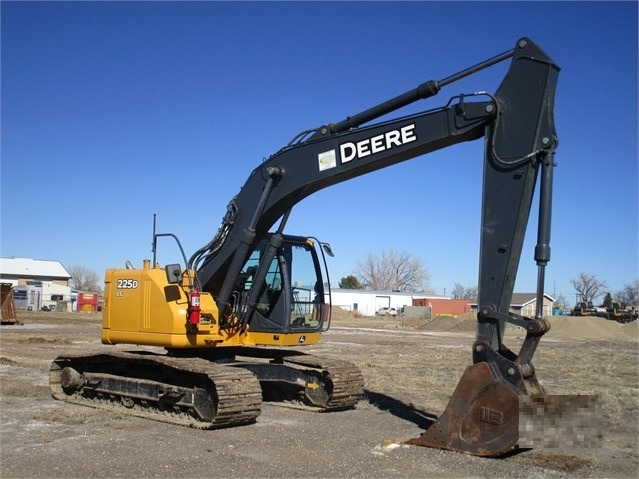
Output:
[{"left": 0, "top": 311, "right": 637, "bottom": 478}]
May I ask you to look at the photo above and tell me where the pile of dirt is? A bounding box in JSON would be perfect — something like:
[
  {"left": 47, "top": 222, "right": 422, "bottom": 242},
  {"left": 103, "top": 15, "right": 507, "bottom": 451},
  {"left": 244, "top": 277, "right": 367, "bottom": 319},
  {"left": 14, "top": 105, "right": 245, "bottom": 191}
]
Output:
[
  {"left": 546, "top": 315, "right": 638, "bottom": 342},
  {"left": 449, "top": 318, "right": 478, "bottom": 332},
  {"left": 400, "top": 315, "right": 476, "bottom": 332},
  {"left": 330, "top": 308, "right": 362, "bottom": 322},
  {"left": 398, "top": 314, "right": 638, "bottom": 342},
  {"left": 327, "top": 308, "right": 639, "bottom": 342}
]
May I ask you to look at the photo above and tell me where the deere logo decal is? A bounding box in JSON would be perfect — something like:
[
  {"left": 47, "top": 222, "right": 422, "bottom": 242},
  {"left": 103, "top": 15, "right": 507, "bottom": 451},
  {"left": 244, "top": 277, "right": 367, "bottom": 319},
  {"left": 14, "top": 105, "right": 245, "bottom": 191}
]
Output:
[{"left": 318, "top": 123, "right": 417, "bottom": 171}]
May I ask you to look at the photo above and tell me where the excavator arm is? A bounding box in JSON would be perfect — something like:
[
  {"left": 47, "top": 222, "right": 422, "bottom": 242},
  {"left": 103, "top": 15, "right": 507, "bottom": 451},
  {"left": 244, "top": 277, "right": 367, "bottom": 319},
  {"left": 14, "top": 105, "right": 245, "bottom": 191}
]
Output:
[
  {"left": 409, "top": 39, "right": 560, "bottom": 455},
  {"left": 189, "top": 37, "right": 559, "bottom": 455}
]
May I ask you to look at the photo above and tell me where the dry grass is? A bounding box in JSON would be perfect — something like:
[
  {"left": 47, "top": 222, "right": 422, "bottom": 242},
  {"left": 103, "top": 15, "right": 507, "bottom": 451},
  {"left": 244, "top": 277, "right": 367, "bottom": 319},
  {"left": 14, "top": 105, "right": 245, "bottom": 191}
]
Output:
[
  {"left": 321, "top": 316, "right": 639, "bottom": 453},
  {"left": 4, "top": 334, "right": 73, "bottom": 344},
  {"left": 1, "top": 379, "right": 51, "bottom": 399},
  {"left": 2, "top": 308, "right": 637, "bottom": 464},
  {"left": 15, "top": 311, "right": 102, "bottom": 323}
]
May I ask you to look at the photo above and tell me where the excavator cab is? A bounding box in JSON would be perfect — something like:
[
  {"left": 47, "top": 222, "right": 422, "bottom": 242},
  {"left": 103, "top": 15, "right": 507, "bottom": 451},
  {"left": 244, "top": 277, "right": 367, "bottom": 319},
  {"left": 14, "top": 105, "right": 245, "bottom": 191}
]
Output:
[{"left": 233, "top": 234, "right": 331, "bottom": 334}]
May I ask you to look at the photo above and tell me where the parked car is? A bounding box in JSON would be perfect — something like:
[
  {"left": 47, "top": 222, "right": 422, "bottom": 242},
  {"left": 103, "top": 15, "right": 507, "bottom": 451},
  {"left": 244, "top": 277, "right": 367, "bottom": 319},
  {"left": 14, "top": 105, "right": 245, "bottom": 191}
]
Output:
[{"left": 376, "top": 307, "right": 398, "bottom": 317}]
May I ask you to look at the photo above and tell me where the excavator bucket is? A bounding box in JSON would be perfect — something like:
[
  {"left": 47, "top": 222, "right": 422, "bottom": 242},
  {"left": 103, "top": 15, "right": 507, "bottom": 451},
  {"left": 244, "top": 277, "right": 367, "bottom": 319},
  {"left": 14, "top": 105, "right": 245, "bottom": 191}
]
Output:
[{"left": 407, "top": 352, "right": 544, "bottom": 457}]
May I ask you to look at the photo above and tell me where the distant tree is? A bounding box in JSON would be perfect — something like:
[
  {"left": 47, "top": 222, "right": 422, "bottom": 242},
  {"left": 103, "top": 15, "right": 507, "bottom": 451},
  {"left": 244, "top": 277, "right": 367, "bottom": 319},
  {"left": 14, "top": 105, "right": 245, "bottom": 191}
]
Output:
[
  {"left": 553, "top": 293, "right": 568, "bottom": 310},
  {"left": 355, "top": 250, "right": 430, "bottom": 292},
  {"left": 338, "top": 275, "right": 363, "bottom": 289},
  {"left": 602, "top": 292, "right": 613, "bottom": 308},
  {"left": 68, "top": 265, "right": 102, "bottom": 292},
  {"left": 569, "top": 272, "right": 608, "bottom": 304},
  {"left": 451, "top": 283, "right": 478, "bottom": 300},
  {"left": 617, "top": 280, "right": 639, "bottom": 307}
]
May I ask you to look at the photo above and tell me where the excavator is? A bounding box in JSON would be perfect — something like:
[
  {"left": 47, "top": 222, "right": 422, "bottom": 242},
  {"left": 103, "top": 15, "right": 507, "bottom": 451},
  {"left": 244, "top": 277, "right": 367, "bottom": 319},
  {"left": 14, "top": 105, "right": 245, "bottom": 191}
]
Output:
[
  {"left": 600, "top": 302, "right": 637, "bottom": 323},
  {"left": 50, "top": 37, "right": 559, "bottom": 457},
  {"left": 571, "top": 300, "right": 597, "bottom": 317}
]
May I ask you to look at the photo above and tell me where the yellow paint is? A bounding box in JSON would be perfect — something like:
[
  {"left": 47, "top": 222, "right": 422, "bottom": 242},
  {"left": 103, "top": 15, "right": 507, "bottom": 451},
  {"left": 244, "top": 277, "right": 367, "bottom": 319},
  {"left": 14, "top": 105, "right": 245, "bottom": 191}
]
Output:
[{"left": 101, "top": 262, "right": 321, "bottom": 349}]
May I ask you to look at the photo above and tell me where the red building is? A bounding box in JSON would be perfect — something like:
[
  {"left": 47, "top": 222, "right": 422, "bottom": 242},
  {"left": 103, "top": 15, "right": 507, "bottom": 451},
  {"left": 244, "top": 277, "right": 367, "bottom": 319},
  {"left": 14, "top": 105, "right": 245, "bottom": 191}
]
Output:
[{"left": 412, "top": 297, "right": 471, "bottom": 317}]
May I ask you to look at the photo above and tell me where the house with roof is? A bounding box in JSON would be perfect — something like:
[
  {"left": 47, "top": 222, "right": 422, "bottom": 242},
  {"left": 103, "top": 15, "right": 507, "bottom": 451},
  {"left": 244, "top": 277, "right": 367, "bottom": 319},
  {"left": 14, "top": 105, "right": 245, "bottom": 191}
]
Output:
[
  {"left": 509, "top": 292, "right": 555, "bottom": 317},
  {"left": 0, "top": 258, "right": 72, "bottom": 311},
  {"left": 469, "top": 292, "right": 555, "bottom": 317}
]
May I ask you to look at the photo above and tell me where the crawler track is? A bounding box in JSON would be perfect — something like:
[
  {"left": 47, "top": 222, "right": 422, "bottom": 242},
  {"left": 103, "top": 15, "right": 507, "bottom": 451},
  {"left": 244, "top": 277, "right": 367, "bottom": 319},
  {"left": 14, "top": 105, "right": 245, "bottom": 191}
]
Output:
[
  {"left": 50, "top": 349, "right": 365, "bottom": 428},
  {"left": 278, "top": 353, "right": 365, "bottom": 411},
  {"left": 50, "top": 351, "right": 262, "bottom": 429}
]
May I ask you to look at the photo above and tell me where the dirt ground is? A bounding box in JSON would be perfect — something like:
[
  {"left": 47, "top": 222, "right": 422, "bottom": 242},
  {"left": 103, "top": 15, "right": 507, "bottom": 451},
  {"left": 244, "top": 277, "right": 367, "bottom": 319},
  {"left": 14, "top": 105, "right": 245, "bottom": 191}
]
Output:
[{"left": 1, "top": 310, "right": 637, "bottom": 479}]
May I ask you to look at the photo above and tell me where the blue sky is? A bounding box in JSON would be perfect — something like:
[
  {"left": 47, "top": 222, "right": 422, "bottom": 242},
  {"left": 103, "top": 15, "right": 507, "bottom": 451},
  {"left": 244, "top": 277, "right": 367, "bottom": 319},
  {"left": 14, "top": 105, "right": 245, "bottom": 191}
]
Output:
[{"left": 1, "top": 1, "right": 637, "bottom": 304}]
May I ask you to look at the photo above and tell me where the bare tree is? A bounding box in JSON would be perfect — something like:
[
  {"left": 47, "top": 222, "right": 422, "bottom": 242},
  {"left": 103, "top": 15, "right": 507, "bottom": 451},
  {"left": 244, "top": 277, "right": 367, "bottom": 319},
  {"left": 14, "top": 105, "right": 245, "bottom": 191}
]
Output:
[
  {"left": 67, "top": 265, "right": 102, "bottom": 292},
  {"left": 553, "top": 292, "right": 569, "bottom": 310},
  {"left": 617, "top": 280, "right": 639, "bottom": 307},
  {"left": 451, "top": 283, "right": 478, "bottom": 300},
  {"left": 355, "top": 250, "right": 430, "bottom": 292},
  {"left": 569, "top": 272, "right": 608, "bottom": 304}
]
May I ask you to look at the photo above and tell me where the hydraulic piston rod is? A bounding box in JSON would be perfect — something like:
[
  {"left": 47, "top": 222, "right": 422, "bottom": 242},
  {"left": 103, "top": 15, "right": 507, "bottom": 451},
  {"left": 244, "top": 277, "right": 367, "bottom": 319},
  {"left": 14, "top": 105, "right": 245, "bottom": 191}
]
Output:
[{"left": 330, "top": 47, "right": 515, "bottom": 134}]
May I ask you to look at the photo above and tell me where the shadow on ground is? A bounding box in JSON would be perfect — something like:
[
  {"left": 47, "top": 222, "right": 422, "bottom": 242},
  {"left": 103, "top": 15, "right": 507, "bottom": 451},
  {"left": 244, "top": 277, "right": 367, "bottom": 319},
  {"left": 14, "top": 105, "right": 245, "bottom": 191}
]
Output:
[{"left": 364, "top": 389, "right": 436, "bottom": 430}]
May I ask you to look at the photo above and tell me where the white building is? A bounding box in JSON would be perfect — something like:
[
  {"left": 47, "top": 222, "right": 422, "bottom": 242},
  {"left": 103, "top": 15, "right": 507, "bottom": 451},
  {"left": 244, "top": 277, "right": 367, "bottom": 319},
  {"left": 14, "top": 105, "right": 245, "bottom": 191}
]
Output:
[
  {"left": 13, "top": 282, "right": 73, "bottom": 311},
  {"left": 327, "top": 288, "right": 438, "bottom": 316},
  {"left": 0, "top": 258, "right": 72, "bottom": 311}
]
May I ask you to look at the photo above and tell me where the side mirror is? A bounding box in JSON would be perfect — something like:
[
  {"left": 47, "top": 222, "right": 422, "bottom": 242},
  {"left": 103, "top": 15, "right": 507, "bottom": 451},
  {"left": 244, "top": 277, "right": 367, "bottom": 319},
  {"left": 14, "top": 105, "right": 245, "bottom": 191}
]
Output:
[
  {"left": 321, "top": 243, "right": 335, "bottom": 258},
  {"left": 165, "top": 264, "right": 183, "bottom": 284}
]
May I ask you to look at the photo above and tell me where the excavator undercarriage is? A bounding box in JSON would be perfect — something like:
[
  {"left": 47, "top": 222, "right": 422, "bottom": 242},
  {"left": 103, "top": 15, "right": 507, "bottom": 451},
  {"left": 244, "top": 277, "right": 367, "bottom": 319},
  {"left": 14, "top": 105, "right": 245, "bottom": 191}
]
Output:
[
  {"left": 51, "top": 349, "right": 364, "bottom": 429},
  {"left": 50, "top": 352, "right": 263, "bottom": 429}
]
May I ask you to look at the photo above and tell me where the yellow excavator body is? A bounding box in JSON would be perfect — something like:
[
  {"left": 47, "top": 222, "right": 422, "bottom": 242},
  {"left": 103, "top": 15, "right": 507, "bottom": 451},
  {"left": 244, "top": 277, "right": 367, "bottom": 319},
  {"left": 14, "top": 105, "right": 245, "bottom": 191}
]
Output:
[{"left": 101, "top": 260, "right": 321, "bottom": 349}]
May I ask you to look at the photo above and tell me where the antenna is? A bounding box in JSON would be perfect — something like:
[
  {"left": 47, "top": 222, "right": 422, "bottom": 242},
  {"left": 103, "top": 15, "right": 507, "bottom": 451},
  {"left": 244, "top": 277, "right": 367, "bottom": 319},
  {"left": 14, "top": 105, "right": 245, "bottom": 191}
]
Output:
[{"left": 152, "top": 214, "right": 157, "bottom": 267}]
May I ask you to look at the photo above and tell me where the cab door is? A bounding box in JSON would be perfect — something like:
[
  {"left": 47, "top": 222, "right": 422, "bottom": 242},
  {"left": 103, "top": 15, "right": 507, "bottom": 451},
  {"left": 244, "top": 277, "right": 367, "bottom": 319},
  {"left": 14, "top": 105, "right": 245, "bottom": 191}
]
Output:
[{"left": 241, "top": 236, "right": 325, "bottom": 333}]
